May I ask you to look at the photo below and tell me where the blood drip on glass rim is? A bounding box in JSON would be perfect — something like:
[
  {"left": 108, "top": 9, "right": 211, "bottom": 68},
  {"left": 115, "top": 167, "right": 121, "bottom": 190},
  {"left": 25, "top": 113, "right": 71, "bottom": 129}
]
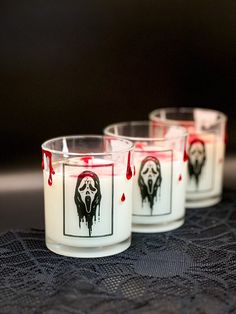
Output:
[
  {"left": 42, "top": 149, "right": 55, "bottom": 186},
  {"left": 81, "top": 156, "right": 92, "bottom": 164},
  {"left": 183, "top": 149, "right": 188, "bottom": 162},
  {"left": 126, "top": 151, "right": 132, "bottom": 180}
]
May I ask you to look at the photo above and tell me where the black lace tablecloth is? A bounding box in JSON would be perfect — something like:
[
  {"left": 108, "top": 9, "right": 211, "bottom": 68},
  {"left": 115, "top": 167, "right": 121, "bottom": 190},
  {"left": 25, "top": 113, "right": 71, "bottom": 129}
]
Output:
[{"left": 1, "top": 190, "right": 236, "bottom": 314}]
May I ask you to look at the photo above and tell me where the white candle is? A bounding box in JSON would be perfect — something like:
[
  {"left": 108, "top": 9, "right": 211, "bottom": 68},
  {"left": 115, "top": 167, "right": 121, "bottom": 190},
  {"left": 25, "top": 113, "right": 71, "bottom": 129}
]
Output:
[
  {"left": 186, "top": 133, "right": 225, "bottom": 207},
  {"left": 132, "top": 148, "right": 187, "bottom": 232},
  {"left": 149, "top": 108, "right": 227, "bottom": 208},
  {"left": 43, "top": 157, "right": 133, "bottom": 257}
]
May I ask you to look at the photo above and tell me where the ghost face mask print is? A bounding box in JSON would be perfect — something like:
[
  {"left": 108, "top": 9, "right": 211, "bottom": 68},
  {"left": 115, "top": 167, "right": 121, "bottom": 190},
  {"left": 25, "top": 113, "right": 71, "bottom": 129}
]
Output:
[
  {"left": 138, "top": 156, "right": 162, "bottom": 214},
  {"left": 74, "top": 171, "right": 102, "bottom": 236},
  {"left": 188, "top": 139, "right": 206, "bottom": 187}
]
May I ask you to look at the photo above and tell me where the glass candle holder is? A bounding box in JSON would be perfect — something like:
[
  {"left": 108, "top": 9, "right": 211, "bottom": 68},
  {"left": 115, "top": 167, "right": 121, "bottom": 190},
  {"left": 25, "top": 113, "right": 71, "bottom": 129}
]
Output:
[
  {"left": 104, "top": 122, "right": 188, "bottom": 233},
  {"left": 41, "top": 135, "right": 134, "bottom": 258},
  {"left": 149, "top": 107, "right": 227, "bottom": 208}
]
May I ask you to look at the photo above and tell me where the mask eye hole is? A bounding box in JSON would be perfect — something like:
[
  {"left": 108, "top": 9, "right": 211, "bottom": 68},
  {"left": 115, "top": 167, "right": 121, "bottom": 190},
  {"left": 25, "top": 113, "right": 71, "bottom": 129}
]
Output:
[
  {"left": 89, "top": 184, "right": 96, "bottom": 192},
  {"left": 79, "top": 184, "right": 86, "bottom": 191},
  {"left": 142, "top": 168, "right": 149, "bottom": 175},
  {"left": 152, "top": 169, "right": 157, "bottom": 174}
]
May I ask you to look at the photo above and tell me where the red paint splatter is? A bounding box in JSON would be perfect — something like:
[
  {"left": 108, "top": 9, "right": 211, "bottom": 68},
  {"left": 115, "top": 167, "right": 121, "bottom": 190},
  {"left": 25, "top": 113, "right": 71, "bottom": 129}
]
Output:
[
  {"left": 188, "top": 134, "right": 213, "bottom": 144},
  {"left": 135, "top": 142, "right": 144, "bottom": 150},
  {"left": 126, "top": 151, "right": 132, "bottom": 180},
  {"left": 178, "top": 174, "right": 182, "bottom": 182},
  {"left": 81, "top": 156, "right": 92, "bottom": 164},
  {"left": 121, "top": 193, "right": 126, "bottom": 202},
  {"left": 42, "top": 149, "right": 55, "bottom": 186},
  {"left": 183, "top": 149, "right": 188, "bottom": 162},
  {"left": 188, "top": 135, "right": 200, "bottom": 143}
]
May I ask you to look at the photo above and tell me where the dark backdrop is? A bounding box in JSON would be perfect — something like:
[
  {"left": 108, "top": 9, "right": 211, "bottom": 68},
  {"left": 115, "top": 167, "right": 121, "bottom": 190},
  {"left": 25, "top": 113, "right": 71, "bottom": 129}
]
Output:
[{"left": 0, "top": 0, "right": 235, "bottom": 169}]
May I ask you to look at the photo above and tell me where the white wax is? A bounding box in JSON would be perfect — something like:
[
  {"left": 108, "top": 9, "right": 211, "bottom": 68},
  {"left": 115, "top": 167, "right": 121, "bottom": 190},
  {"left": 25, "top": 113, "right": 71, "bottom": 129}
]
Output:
[
  {"left": 186, "top": 135, "right": 225, "bottom": 205},
  {"left": 43, "top": 158, "right": 132, "bottom": 249},
  {"left": 132, "top": 149, "right": 187, "bottom": 228}
]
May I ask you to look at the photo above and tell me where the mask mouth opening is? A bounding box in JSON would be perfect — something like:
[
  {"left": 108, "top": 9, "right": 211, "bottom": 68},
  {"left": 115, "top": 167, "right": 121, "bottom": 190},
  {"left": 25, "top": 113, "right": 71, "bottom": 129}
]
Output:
[
  {"left": 148, "top": 179, "right": 153, "bottom": 194},
  {"left": 85, "top": 195, "right": 92, "bottom": 213}
]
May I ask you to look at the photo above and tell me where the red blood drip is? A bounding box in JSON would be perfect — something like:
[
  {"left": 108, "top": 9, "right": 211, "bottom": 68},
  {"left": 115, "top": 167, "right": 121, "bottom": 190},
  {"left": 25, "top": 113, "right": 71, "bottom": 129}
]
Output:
[
  {"left": 121, "top": 193, "right": 126, "bottom": 202},
  {"left": 135, "top": 142, "right": 144, "bottom": 150},
  {"left": 126, "top": 151, "right": 132, "bottom": 180},
  {"left": 81, "top": 156, "right": 92, "bottom": 164},
  {"left": 133, "top": 165, "right": 136, "bottom": 176},
  {"left": 183, "top": 149, "right": 188, "bottom": 162},
  {"left": 178, "top": 174, "right": 182, "bottom": 182},
  {"left": 188, "top": 135, "right": 200, "bottom": 143},
  {"left": 42, "top": 149, "right": 55, "bottom": 186}
]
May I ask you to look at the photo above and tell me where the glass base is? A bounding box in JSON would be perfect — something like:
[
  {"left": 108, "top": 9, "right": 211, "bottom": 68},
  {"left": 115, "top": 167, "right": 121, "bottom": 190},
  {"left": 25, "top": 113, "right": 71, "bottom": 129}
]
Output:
[
  {"left": 186, "top": 195, "right": 221, "bottom": 208},
  {"left": 132, "top": 217, "right": 184, "bottom": 233},
  {"left": 46, "top": 236, "right": 131, "bottom": 258}
]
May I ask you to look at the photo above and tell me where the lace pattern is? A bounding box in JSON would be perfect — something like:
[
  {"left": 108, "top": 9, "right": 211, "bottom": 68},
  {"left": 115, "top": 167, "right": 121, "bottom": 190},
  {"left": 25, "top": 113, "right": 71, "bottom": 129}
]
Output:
[{"left": 0, "top": 190, "right": 236, "bottom": 313}]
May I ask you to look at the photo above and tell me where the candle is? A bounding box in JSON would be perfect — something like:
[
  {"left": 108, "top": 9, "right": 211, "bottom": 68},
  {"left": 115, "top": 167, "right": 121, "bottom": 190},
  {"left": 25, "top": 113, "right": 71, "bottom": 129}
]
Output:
[
  {"left": 149, "top": 108, "right": 227, "bottom": 208},
  {"left": 104, "top": 121, "right": 188, "bottom": 232},
  {"left": 42, "top": 136, "right": 134, "bottom": 258},
  {"left": 186, "top": 133, "right": 225, "bottom": 207}
]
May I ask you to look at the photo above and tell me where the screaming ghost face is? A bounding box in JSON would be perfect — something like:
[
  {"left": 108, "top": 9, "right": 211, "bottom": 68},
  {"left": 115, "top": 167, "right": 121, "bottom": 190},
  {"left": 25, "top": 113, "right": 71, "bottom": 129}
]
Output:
[
  {"left": 74, "top": 171, "right": 101, "bottom": 236},
  {"left": 138, "top": 156, "right": 162, "bottom": 214},
  {"left": 188, "top": 139, "right": 206, "bottom": 187}
]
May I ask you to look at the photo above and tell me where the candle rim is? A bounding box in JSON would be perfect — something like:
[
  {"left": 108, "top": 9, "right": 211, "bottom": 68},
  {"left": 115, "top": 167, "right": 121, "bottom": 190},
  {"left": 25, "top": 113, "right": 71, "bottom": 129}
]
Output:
[
  {"left": 104, "top": 121, "right": 188, "bottom": 142},
  {"left": 149, "top": 107, "right": 227, "bottom": 127},
  {"left": 41, "top": 135, "right": 134, "bottom": 156}
]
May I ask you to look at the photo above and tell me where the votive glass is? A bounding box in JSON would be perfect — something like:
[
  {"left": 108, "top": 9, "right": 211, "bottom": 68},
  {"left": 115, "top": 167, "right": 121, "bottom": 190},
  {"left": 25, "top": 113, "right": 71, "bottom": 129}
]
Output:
[
  {"left": 104, "top": 122, "right": 188, "bottom": 232},
  {"left": 149, "top": 107, "right": 227, "bottom": 208},
  {"left": 42, "top": 135, "right": 134, "bottom": 257}
]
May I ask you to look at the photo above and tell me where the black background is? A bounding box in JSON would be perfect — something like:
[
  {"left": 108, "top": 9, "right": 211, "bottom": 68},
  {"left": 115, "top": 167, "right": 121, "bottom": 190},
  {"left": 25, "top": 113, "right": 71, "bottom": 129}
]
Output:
[{"left": 0, "top": 0, "right": 235, "bottom": 169}]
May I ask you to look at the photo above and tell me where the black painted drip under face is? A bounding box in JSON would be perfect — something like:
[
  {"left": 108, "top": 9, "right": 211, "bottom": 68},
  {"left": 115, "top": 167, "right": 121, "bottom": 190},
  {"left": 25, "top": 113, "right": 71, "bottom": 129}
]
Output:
[{"left": 74, "top": 171, "right": 102, "bottom": 236}]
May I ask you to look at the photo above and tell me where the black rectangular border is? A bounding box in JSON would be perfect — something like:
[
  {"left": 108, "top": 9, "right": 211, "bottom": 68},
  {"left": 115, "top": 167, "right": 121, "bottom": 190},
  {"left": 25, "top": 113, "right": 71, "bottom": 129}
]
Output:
[
  {"left": 187, "top": 131, "right": 216, "bottom": 194},
  {"left": 132, "top": 149, "right": 173, "bottom": 217},
  {"left": 63, "top": 162, "right": 114, "bottom": 238}
]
